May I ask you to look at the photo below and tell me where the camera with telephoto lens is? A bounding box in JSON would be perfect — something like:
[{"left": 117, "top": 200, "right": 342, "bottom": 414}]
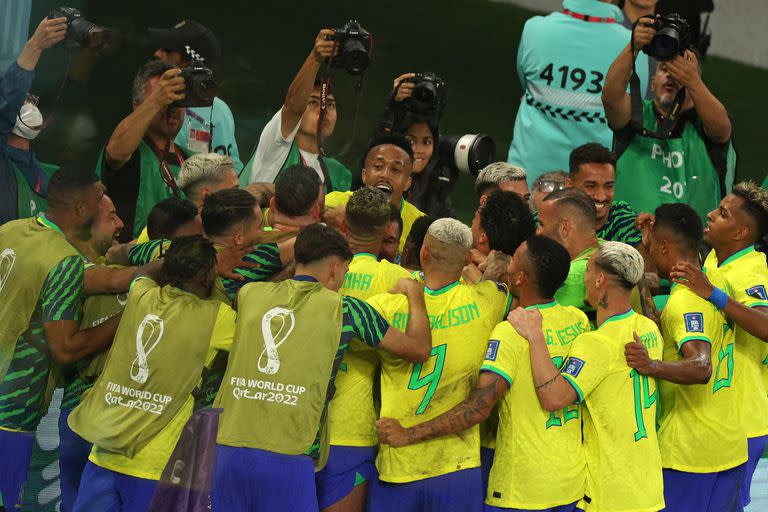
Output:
[
  {"left": 172, "top": 60, "right": 218, "bottom": 108},
  {"left": 48, "top": 7, "right": 112, "bottom": 54},
  {"left": 642, "top": 13, "right": 692, "bottom": 61},
  {"left": 439, "top": 134, "right": 495, "bottom": 176},
  {"left": 329, "top": 20, "right": 372, "bottom": 75},
  {"left": 402, "top": 72, "right": 445, "bottom": 117}
]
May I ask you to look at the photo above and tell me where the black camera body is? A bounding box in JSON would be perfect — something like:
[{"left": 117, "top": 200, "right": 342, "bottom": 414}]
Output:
[
  {"left": 330, "top": 20, "right": 372, "bottom": 75},
  {"left": 48, "top": 6, "right": 111, "bottom": 53},
  {"left": 642, "top": 13, "right": 692, "bottom": 61},
  {"left": 172, "top": 60, "right": 218, "bottom": 108},
  {"left": 402, "top": 71, "right": 445, "bottom": 119}
]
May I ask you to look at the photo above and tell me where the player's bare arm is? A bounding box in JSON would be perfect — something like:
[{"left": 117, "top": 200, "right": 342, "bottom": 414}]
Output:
[{"left": 376, "top": 372, "right": 508, "bottom": 447}]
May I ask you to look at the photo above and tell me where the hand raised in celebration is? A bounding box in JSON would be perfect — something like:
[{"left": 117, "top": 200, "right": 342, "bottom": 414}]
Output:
[
  {"left": 376, "top": 417, "right": 411, "bottom": 447},
  {"left": 507, "top": 307, "right": 543, "bottom": 342}
]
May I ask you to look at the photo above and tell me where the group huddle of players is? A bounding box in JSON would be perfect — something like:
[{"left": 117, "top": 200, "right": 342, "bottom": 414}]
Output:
[{"left": 1, "top": 141, "right": 768, "bottom": 512}]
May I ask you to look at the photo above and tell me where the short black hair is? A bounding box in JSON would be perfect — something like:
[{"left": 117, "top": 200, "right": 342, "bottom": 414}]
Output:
[
  {"left": 201, "top": 188, "right": 257, "bottom": 238},
  {"left": 365, "top": 133, "right": 415, "bottom": 163},
  {"left": 569, "top": 143, "right": 617, "bottom": 176},
  {"left": 275, "top": 165, "right": 322, "bottom": 217},
  {"left": 480, "top": 190, "right": 536, "bottom": 255},
  {"left": 132, "top": 60, "right": 175, "bottom": 103},
  {"left": 47, "top": 167, "right": 100, "bottom": 209},
  {"left": 525, "top": 235, "right": 571, "bottom": 297},
  {"left": 161, "top": 235, "right": 217, "bottom": 287},
  {"left": 294, "top": 223, "right": 352, "bottom": 265},
  {"left": 402, "top": 215, "right": 434, "bottom": 269},
  {"left": 146, "top": 197, "right": 198, "bottom": 240},
  {"left": 653, "top": 203, "right": 702, "bottom": 254},
  {"left": 544, "top": 187, "right": 597, "bottom": 229}
]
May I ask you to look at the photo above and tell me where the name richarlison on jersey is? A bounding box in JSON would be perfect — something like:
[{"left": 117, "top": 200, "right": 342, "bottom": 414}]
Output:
[{"left": 392, "top": 302, "right": 481, "bottom": 331}]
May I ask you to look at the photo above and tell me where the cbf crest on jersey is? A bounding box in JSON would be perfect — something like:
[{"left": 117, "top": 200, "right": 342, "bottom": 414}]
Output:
[
  {"left": 683, "top": 312, "right": 704, "bottom": 333},
  {"left": 746, "top": 285, "right": 768, "bottom": 301}
]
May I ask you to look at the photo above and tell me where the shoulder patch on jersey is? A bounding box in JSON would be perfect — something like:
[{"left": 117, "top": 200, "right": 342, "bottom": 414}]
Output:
[
  {"left": 746, "top": 285, "right": 768, "bottom": 301},
  {"left": 485, "top": 339, "right": 500, "bottom": 361},
  {"left": 563, "top": 357, "right": 585, "bottom": 377},
  {"left": 683, "top": 312, "right": 704, "bottom": 333}
]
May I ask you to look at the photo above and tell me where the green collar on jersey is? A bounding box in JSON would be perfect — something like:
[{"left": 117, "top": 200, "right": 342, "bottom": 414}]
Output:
[
  {"left": 424, "top": 280, "right": 460, "bottom": 296},
  {"left": 353, "top": 252, "right": 379, "bottom": 261},
  {"left": 719, "top": 245, "right": 755, "bottom": 268},
  {"left": 525, "top": 300, "right": 557, "bottom": 311},
  {"left": 37, "top": 213, "right": 64, "bottom": 235},
  {"left": 599, "top": 308, "right": 634, "bottom": 327}
]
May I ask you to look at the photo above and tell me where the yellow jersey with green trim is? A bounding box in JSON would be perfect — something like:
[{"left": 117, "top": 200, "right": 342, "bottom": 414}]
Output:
[
  {"left": 658, "top": 272, "right": 747, "bottom": 472},
  {"left": 325, "top": 191, "right": 425, "bottom": 255},
  {"left": 367, "top": 280, "right": 510, "bottom": 483},
  {"left": 705, "top": 246, "right": 768, "bottom": 438},
  {"left": 88, "top": 303, "right": 236, "bottom": 480},
  {"left": 560, "top": 310, "right": 664, "bottom": 512},
  {"left": 481, "top": 301, "right": 589, "bottom": 509},
  {"left": 329, "top": 252, "right": 413, "bottom": 446}
]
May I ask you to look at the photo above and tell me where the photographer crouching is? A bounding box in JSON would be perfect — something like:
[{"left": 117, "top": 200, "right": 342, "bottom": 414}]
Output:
[{"left": 602, "top": 14, "right": 735, "bottom": 222}]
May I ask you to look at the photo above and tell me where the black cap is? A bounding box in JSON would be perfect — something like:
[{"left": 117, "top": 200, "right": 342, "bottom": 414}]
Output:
[{"left": 149, "top": 20, "right": 221, "bottom": 67}]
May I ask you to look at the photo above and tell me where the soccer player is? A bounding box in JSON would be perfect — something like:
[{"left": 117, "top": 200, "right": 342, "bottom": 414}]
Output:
[
  {"left": 201, "top": 188, "right": 292, "bottom": 302},
  {"left": 509, "top": 241, "right": 664, "bottom": 512},
  {"left": 381, "top": 203, "right": 403, "bottom": 263},
  {"left": 474, "top": 162, "right": 530, "bottom": 204},
  {"left": 625, "top": 203, "right": 746, "bottom": 512},
  {"left": 667, "top": 183, "right": 768, "bottom": 509},
  {"left": 468, "top": 190, "right": 536, "bottom": 280},
  {"left": 316, "top": 187, "right": 414, "bottom": 512},
  {"left": 211, "top": 223, "right": 432, "bottom": 511},
  {"left": 68, "top": 236, "right": 236, "bottom": 512},
  {"left": 377, "top": 235, "right": 589, "bottom": 511},
  {"left": 325, "top": 134, "right": 425, "bottom": 255},
  {"left": 0, "top": 168, "right": 120, "bottom": 510},
  {"left": 366, "top": 218, "right": 511, "bottom": 512},
  {"left": 261, "top": 164, "right": 323, "bottom": 243},
  {"left": 566, "top": 143, "right": 642, "bottom": 246},
  {"left": 536, "top": 188, "right": 601, "bottom": 313}
]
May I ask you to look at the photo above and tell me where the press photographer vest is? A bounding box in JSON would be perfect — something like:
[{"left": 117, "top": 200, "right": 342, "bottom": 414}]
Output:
[
  {"left": 0, "top": 216, "right": 80, "bottom": 378},
  {"left": 215, "top": 279, "right": 342, "bottom": 468},
  {"left": 67, "top": 279, "right": 219, "bottom": 457},
  {"left": 615, "top": 100, "right": 735, "bottom": 222},
  {"left": 11, "top": 160, "right": 58, "bottom": 220},
  {"left": 280, "top": 141, "right": 352, "bottom": 193},
  {"left": 62, "top": 278, "right": 128, "bottom": 410}
]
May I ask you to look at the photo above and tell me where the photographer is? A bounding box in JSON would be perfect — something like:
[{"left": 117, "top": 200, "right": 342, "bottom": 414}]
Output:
[
  {"left": 506, "top": 0, "right": 649, "bottom": 183},
  {"left": 150, "top": 19, "right": 244, "bottom": 172},
  {"left": 244, "top": 29, "right": 352, "bottom": 193},
  {"left": 374, "top": 72, "right": 456, "bottom": 218},
  {"left": 602, "top": 15, "right": 735, "bottom": 221},
  {"left": 99, "top": 60, "right": 193, "bottom": 242},
  {"left": 0, "top": 16, "right": 67, "bottom": 225}
]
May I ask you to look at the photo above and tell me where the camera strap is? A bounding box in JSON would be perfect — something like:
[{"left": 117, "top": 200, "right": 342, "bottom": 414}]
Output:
[{"left": 629, "top": 20, "right": 686, "bottom": 139}]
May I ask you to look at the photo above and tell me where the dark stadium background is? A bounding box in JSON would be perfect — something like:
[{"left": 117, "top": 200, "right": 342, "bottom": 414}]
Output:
[{"left": 25, "top": 0, "right": 768, "bottom": 224}]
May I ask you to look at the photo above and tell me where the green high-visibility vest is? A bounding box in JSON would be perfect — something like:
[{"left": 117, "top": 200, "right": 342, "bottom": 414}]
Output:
[
  {"left": 280, "top": 141, "right": 351, "bottom": 193},
  {"left": 68, "top": 278, "right": 219, "bottom": 457},
  {"left": 215, "top": 279, "right": 342, "bottom": 468},
  {"left": 12, "top": 160, "right": 59, "bottom": 220},
  {"left": 614, "top": 100, "right": 735, "bottom": 223},
  {"left": 0, "top": 217, "right": 81, "bottom": 379}
]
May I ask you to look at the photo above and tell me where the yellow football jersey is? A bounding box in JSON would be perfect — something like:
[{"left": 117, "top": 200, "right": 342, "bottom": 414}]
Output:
[
  {"left": 705, "top": 246, "right": 768, "bottom": 438},
  {"left": 658, "top": 270, "right": 748, "bottom": 472},
  {"left": 325, "top": 191, "right": 425, "bottom": 255},
  {"left": 481, "top": 301, "right": 589, "bottom": 509},
  {"left": 329, "top": 253, "right": 413, "bottom": 446},
  {"left": 368, "top": 280, "right": 510, "bottom": 483},
  {"left": 560, "top": 310, "right": 664, "bottom": 512},
  {"left": 89, "top": 304, "right": 236, "bottom": 479}
]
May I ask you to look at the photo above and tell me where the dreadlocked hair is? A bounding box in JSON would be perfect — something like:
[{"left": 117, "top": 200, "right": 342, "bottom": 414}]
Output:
[{"left": 160, "top": 235, "right": 217, "bottom": 288}]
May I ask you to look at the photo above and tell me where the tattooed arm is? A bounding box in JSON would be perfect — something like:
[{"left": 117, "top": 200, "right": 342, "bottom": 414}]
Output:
[{"left": 376, "top": 372, "right": 508, "bottom": 447}]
